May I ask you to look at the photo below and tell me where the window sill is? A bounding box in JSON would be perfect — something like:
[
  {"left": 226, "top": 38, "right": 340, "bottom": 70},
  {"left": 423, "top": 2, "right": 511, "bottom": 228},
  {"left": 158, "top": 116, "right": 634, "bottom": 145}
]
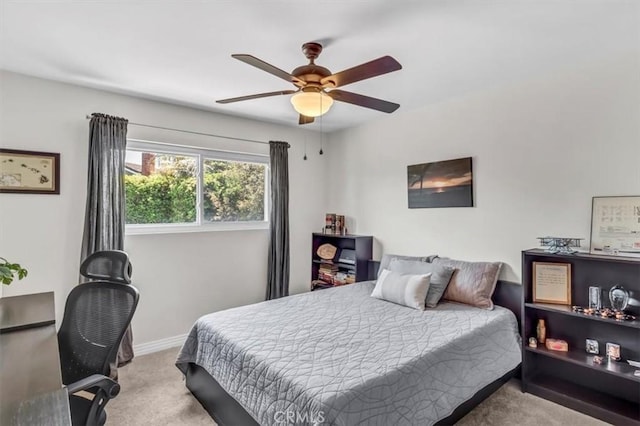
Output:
[{"left": 126, "top": 221, "right": 269, "bottom": 236}]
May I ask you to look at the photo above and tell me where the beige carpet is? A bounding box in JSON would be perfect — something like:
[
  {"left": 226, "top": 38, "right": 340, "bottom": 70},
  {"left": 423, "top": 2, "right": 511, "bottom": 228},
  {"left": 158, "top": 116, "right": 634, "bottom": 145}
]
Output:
[{"left": 107, "top": 347, "right": 608, "bottom": 426}]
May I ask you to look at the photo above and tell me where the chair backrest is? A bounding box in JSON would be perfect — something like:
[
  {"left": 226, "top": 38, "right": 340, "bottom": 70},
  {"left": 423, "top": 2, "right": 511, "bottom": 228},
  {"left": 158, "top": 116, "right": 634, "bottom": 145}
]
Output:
[
  {"left": 80, "top": 250, "right": 132, "bottom": 284},
  {"left": 58, "top": 282, "right": 139, "bottom": 385}
]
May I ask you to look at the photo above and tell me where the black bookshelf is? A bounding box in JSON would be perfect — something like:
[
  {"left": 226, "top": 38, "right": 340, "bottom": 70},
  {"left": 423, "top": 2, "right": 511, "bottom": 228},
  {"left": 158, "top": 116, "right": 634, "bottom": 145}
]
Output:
[
  {"left": 521, "top": 249, "right": 640, "bottom": 425},
  {"left": 311, "top": 233, "right": 372, "bottom": 290}
]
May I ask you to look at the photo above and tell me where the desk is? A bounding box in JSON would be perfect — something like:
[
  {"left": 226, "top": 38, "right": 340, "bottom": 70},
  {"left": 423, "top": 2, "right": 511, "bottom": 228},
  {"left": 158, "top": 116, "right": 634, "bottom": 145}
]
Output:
[
  {"left": 0, "top": 292, "right": 56, "bottom": 334},
  {"left": 0, "top": 292, "right": 71, "bottom": 426}
]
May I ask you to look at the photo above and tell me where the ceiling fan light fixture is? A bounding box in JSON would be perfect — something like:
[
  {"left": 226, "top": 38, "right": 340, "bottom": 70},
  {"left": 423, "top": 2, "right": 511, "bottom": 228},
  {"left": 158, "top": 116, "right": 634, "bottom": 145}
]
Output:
[
  {"left": 217, "top": 43, "right": 402, "bottom": 125},
  {"left": 290, "top": 90, "right": 333, "bottom": 117}
]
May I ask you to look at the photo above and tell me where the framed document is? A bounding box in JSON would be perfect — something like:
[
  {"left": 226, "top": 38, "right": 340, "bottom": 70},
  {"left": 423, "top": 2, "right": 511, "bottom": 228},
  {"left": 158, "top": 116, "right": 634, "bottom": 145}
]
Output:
[
  {"left": 533, "top": 262, "right": 571, "bottom": 305},
  {"left": 590, "top": 196, "right": 640, "bottom": 258}
]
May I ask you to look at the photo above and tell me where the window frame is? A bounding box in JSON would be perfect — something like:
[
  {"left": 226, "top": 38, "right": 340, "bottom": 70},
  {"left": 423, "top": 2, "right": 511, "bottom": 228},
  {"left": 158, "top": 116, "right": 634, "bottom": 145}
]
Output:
[{"left": 125, "top": 139, "right": 270, "bottom": 235}]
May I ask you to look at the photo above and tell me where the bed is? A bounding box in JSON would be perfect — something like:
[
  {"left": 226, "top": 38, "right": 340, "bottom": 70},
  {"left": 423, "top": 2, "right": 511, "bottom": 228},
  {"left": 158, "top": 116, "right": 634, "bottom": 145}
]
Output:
[{"left": 176, "top": 278, "right": 522, "bottom": 426}]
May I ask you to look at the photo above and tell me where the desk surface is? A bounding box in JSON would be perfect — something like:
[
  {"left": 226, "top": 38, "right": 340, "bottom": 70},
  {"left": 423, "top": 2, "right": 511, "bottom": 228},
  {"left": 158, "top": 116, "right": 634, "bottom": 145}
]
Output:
[
  {"left": 0, "top": 292, "right": 71, "bottom": 426},
  {"left": 0, "top": 292, "right": 56, "bottom": 333}
]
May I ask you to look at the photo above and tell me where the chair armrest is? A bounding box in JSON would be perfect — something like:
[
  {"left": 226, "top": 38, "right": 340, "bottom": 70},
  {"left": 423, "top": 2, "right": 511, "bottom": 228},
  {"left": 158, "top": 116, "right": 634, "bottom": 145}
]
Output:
[{"left": 66, "top": 374, "right": 121, "bottom": 398}]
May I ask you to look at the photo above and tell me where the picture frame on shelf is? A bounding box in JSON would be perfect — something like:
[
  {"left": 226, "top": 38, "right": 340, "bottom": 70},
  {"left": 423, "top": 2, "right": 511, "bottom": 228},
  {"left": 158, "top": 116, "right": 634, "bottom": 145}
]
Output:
[
  {"left": 532, "top": 261, "right": 572, "bottom": 305},
  {"left": 586, "top": 339, "right": 599, "bottom": 354},
  {"left": 0, "top": 149, "right": 60, "bottom": 194},
  {"left": 590, "top": 196, "right": 640, "bottom": 258},
  {"left": 606, "top": 342, "right": 621, "bottom": 361}
]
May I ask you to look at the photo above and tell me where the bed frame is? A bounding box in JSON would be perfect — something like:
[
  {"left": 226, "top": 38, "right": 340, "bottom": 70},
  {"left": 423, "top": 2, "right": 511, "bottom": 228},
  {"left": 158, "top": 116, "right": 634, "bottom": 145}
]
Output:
[{"left": 184, "top": 277, "right": 522, "bottom": 426}]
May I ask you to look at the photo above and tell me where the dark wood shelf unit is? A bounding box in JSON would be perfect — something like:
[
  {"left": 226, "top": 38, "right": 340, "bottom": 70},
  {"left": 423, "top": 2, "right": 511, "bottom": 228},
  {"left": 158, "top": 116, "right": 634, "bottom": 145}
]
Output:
[
  {"left": 525, "top": 346, "right": 640, "bottom": 383},
  {"left": 524, "top": 248, "right": 640, "bottom": 265},
  {"left": 521, "top": 249, "right": 640, "bottom": 425},
  {"left": 526, "top": 375, "right": 640, "bottom": 426},
  {"left": 525, "top": 302, "right": 640, "bottom": 329},
  {"left": 311, "top": 233, "right": 372, "bottom": 290}
]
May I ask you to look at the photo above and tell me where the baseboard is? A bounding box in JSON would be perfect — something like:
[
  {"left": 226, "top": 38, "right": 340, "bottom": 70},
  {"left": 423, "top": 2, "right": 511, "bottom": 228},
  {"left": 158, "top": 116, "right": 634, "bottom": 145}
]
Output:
[{"left": 134, "top": 334, "right": 188, "bottom": 356}]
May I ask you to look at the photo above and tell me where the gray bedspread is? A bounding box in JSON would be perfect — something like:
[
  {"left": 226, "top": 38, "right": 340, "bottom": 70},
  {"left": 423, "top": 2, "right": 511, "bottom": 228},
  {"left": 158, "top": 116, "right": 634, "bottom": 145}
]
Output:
[{"left": 176, "top": 281, "right": 521, "bottom": 426}]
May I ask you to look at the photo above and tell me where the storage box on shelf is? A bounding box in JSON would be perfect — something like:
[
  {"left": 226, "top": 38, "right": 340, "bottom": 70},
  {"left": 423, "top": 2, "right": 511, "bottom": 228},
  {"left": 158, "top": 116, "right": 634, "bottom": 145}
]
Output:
[
  {"left": 522, "top": 249, "right": 640, "bottom": 425},
  {"left": 311, "top": 233, "right": 372, "bottom": 291}
]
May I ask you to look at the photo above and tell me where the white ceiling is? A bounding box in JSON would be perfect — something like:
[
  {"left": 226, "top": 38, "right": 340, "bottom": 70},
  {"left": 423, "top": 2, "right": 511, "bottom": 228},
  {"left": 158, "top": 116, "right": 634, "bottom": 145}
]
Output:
[{"left": 1, "top": 0, "right": 637, "bottom": 132}]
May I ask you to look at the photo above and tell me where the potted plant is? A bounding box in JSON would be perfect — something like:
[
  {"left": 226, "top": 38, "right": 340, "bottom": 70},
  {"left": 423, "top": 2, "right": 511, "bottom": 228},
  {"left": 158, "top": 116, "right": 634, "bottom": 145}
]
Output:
[{"left": 0, "top": 257, "right": 28, "bottom": 285}]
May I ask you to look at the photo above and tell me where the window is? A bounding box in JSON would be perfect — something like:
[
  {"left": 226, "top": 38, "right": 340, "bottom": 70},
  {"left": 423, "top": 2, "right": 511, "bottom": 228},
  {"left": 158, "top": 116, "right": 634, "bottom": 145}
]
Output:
[
  {"left": 124, "top": 140, "right": 268, "bottom": 233},
  {"left": 202, "top": 159, "right": 266, "bottom": 222}
]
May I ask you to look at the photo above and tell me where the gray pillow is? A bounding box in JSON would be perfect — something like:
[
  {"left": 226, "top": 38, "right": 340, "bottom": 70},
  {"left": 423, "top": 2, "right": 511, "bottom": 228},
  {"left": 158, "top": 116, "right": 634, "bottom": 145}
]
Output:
[
  {"left": 387, "top": 258, "right": 455, "bottom": 308},
  {"left": 371, "top": 269, "right": 432, "bottom": 310},
  {"left": 432, "top": 257, "right": 502, "bottom": 310},
  {"left": 377, "top": 253, "right": 439, "bottom": 278}
]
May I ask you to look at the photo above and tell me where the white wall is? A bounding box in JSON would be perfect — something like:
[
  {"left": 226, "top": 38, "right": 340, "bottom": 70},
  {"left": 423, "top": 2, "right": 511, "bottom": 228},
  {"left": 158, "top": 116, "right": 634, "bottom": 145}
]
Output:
[
  {"left": 0, "top": 71, "right": 325, "bottom": 345},
  {"left": 325, "top": 55, "right": 640, "bottom": 282}
]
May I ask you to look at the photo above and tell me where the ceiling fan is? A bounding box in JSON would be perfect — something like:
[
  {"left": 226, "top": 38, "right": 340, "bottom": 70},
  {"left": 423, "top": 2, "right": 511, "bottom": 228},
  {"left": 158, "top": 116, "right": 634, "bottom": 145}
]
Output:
[{"left": 216, "top": 42, "right": 402, "bottom": 125}]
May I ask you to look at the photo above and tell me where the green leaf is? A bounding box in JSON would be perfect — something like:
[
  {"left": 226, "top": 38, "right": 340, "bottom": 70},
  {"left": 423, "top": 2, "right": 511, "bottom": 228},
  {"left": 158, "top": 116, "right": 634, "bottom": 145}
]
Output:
[
  {"left": 0, "top": 259, "right": 28, "bottom": 284},
  {"left": 0, "top": 266, "right": 11, "bottom": 278}
]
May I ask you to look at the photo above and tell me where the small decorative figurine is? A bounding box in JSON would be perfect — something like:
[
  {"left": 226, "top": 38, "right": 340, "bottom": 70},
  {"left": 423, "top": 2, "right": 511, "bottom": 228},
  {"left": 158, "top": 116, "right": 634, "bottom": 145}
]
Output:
[
  {"left": 606, "top": 342, "right": 621, "bottom": 361},
  {"left": 588, "top": 286, "right": 602, "bottom": 310},
  {"left": 528, "top": 337, "right": 538, "bottom": 348},
  {"left": 537, "top": 237, "right": 583, "bottom": 254},
  {"left": 609, "top": 285, "right": 629, "bottom": 311},
  {"left": 536, "top": 319, "right": 546, "bottom": 344},
  {"left": 593, "top": 356, "right": 604, "bottom": 365},
  {"left": 586, "top": 339, "right": 599, "bottom": 354}
]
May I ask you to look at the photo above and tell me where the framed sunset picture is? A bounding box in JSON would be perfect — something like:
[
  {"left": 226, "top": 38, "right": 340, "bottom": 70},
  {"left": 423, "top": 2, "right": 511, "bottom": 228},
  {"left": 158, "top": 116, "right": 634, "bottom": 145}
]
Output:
[{"left": 407, "top": 157, "right": 473, "bottom": 208}]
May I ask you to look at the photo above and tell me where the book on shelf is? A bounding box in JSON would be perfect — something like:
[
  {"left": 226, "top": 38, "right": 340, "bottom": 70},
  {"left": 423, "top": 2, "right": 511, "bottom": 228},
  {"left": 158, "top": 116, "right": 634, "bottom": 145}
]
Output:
[
  {"left": 312, "top": 279, "right": 333, "bottom": 289},
  {"left": 325, "top": 213, "right": 336, "bottom": 234},
  {"left": 318, "top": 272, "right": 335, "bottom": 283},
  {"left": 346, "top": 271, "right": 356, "bottom": 284},
  {"left": 318, "top": 261, "right": 339, "bottom": 275},
  {"left": 316, "top": 269, "right": 356, "bottom": 286},
  {"left": 333, "top": 271, "right": 347, "bottom": 285}
]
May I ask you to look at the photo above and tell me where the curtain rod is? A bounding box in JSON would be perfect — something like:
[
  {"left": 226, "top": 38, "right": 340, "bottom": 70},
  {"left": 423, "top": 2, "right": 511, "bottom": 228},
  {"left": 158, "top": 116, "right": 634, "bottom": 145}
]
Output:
[{"left": 85, "top": 115, "right": 269, "bottom": 145}]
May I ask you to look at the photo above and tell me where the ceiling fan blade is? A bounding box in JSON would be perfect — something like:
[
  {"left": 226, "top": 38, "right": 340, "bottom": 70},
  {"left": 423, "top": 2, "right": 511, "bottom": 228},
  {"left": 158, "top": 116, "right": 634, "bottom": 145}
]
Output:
[
  {"left": 232, "top": 54, "right": 306, "bottom": 86},
  {"left": 298, "top": 114, "right": 315, "bottom": 125},
  {"left": 328, "top": 90, "right": 400, "bottom": 113},
  {"left": 321, "top": 56, "right": 402, "bottom": 88},
  {"left": 216, "top": 90, "right": 296, "bottom": 104}
]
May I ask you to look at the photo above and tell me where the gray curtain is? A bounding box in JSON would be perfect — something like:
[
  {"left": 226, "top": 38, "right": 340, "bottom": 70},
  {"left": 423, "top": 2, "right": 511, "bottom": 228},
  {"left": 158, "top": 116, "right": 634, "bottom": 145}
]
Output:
[
  {"left": 266, "top": 141, "right": 290, "bottom": 300},
  {"left": 81, "top": 113, "right": 133, "bottom": 368}
]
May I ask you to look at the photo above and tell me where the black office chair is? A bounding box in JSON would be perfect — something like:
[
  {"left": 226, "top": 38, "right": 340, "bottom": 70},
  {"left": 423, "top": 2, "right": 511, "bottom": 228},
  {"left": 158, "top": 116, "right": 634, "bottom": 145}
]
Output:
[
  {"left": 79, "top": 250, "right": 133, "bottom": 285},
  {"left": 58, "top": 250, "right": 140, "bottom": 426}
]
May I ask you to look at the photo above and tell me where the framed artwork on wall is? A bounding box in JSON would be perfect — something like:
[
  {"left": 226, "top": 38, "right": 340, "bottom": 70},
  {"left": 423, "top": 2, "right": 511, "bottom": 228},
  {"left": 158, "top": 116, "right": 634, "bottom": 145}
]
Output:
[
  {"left": 590, "top": 196, "right": 640, "bottom": 258},
  {"left": 407, "top": 157, "right": 473, "bottom": 208},
  {"left": 0, "top": 149, "right": 60, "bottom": 194}
]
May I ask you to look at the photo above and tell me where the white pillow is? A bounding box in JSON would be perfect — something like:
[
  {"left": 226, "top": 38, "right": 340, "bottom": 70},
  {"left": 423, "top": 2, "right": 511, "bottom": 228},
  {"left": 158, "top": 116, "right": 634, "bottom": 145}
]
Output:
[
  {"left": 388, "top": 259, "right": 456, "bottom": 308},
  {"left": 371, "top": 269, "right": 432, "bottom": 310}
]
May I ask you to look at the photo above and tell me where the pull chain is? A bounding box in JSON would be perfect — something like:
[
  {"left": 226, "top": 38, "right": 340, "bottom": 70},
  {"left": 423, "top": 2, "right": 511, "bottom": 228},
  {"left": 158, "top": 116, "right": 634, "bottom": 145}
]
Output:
[
  {"left": 319, "top": 94, "right": 324, "bottom": 155},
  {"left": 303, "top": 135, "right": 308, "bottom": 160}
]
